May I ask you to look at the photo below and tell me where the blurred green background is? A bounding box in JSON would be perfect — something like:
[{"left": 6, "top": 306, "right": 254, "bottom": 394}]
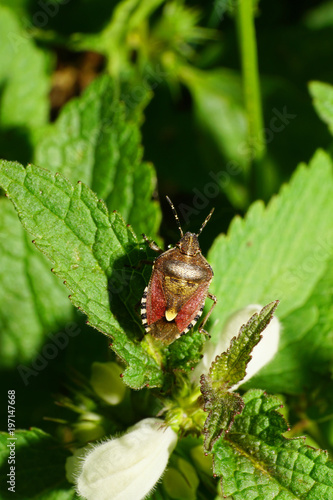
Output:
[{"left": 1, "top": 0, "right": 333, "bottom": 248}]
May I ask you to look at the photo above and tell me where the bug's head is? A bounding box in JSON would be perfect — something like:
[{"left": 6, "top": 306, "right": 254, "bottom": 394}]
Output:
[
  {"left": 177, "top": 232, "right": 201, "bottom": 256},
  {"left": 166, "top": 196, "right": 214, "bottom": 256}
]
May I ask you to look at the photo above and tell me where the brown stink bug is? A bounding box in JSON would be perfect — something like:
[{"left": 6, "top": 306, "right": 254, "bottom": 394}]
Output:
[{"left": 140, "top": 197, "right": 217, "bottom": 344}]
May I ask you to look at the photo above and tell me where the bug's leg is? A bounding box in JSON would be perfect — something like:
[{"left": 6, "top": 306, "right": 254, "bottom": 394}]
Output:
[
  {"left": 127, "top": 234, "right": 163, "bottom": 269},
  {"left": 198, "top": 292, "right": 217, "bottom": 336},
  {"left": 142, "top": 233, "right": 164, "bottom": 254},
  {"left": 126, "top": 233, "right": 161, "bottom": 270}
]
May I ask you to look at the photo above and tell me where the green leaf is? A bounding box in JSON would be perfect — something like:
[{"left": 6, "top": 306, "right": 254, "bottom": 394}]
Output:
[
  {"left": 200, "top": 302, "right": 278, "bottom": 451},
  {"left": 304, "top": 2, "right": 333, "bottom": 30},
  {"left": 209, "top": 301, "right": 278, "bottom": 388},
  {"left": 0, "top": 200, "right": 73, "bottom": 368},
  {"left": 0, "top": 0, "right": 28, "bottom": 15},
  {"left": 208, "top": 150, "right": 333, "bottom": 389},
  {"left": 180, "top": 66, "right": 249, "bottom": 208},
  {"left": 0, "top": 160, "right": 164, "bottom": 389},
  {"left": 0, "top": 428, "right": 76, "bottom": 500},
  {"left": 167, "top": 331, "right": 207, "bottom": 373},
  {"left": 182, "top": 66, "right": 247, "bottom": 152},
  {"left": 0, "top": 5, "right": 49, "bottom": 130},
  {"left": 201, "top": 379, "right": 244, "bottom": 452},
  {"left": 247, "top": 255, "right": 333, "bottom": 393},
  {"left": 212, "top": 389, "right": 333, "bottom": 500},
  {"left": 309, "top": 81, "right": 333, "bottom": 137},
  {"left": 35, "top": 74, "right": 161, "bottom": 238},
  {"left": 0, "top": 74, "right": 161, "bottom": 370}
]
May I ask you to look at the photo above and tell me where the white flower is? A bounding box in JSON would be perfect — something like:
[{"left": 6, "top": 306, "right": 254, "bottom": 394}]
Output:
[
  {"left": 193, "top": 304, "right": 280, "bottom": 387},
  {"left": 71, "top": 418, "right": 178, "bottom": 500}
]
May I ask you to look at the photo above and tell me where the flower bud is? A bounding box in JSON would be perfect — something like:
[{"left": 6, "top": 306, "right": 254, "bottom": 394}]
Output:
[
  {"left": 72, "top": 418, "right": 178, "bottom": 500},
  {"left": 90, "top": 362, "right": 126, "bottom": 405},
  {"left": 73, "top": 412, "right": 106, "bottom": 445}
]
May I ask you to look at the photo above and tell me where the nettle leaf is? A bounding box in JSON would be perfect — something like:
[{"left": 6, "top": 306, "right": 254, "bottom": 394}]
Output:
[
  {"left": 209, "top": 301, "right": 279, "bottom": 388},
  {"left": 0, "top": 74, "right": 160, "bottom": 370},
  {"left": 0, "top": 428, "right": 76, "bottom": 500},
  {"left": 35, "top": 74, "right": 161, "bottom": 238},
  {"left": 167, "top": 331, "right": 207, "bottom": 372},
  {"left": 248, "top": 255, "right": 333, "bottom": 393},
  {"left": 208, "top": 150, "right": 333, "bottom": 390},
  {"left": 201, "top": 378, "right": 244, "bottom": 453},
  {"left": 0, "top": 160, "right": 164, "bottom": 389},
  {"left": 0, "top": 5, "right": 49, "bottom": 130},
  {"left": 0, "top": 200, "right": 73, "bottom": 368},
  {"left": 201, "top": 302, "right": 278, "bottom": 451},
  {"left": 212, "top": 389, "right": 333, "bottom": 500},
  {"left": 309, "top": 81, "right": 333, "bottom": 136}
]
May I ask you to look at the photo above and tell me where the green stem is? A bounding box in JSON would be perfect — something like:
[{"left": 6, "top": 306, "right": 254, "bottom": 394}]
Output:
[{"left": 236, "top": 0, "right": 265, "bottom": 163}]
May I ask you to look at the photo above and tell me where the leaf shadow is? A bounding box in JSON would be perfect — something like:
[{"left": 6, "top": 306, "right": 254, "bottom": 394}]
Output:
[
  {"left": 107, "top": 241, "right": 156, "bottom": 343},
  {"left": 0, "top": 82, "right": 33, "bottom": 164}
]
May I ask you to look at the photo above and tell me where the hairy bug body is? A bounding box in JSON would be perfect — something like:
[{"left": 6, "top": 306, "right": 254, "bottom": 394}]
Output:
[{"left": 141, "top": 197, "right": 217, "bottom": 344}]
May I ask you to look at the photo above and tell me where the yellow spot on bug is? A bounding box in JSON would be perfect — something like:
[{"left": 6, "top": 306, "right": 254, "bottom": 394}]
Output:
[{"left": 165, "top": 308, "right": 177, "bottom": 322}]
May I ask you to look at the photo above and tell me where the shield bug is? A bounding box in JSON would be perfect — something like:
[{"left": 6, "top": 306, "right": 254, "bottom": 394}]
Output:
[{"left": 141, "top": 197, "right": 217, "bottom": 344}]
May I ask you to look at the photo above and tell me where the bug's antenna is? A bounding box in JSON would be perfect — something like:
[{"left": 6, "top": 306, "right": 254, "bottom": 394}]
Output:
[
  {"left": 197, "top": 208, "right": 215, "bottom": 237},
  {"left": 166, "top": 196, "right": 183, "bottom": 237}
]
